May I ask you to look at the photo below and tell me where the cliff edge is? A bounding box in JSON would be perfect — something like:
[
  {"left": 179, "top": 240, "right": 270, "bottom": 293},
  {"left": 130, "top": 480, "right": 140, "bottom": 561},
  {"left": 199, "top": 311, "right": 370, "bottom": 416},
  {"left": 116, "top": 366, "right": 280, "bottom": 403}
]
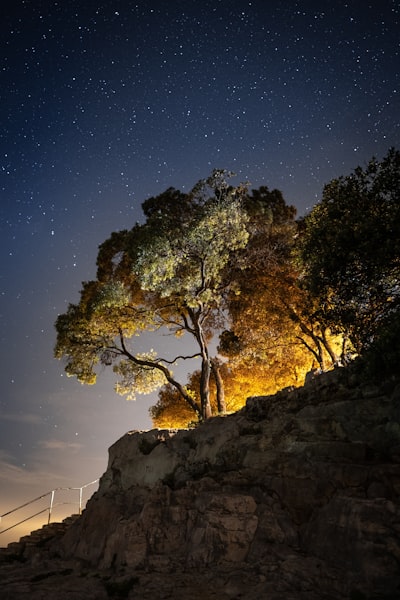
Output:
[{"left": 1, "top": 367, "right": 400, "bottom": 599}]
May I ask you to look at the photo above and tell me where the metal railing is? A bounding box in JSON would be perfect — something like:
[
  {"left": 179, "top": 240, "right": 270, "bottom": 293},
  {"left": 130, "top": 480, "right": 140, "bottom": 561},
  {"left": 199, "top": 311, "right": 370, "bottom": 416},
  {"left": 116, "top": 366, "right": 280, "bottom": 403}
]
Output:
[{"left": 0, "top": 479, "right": 99, "bottom": 536}]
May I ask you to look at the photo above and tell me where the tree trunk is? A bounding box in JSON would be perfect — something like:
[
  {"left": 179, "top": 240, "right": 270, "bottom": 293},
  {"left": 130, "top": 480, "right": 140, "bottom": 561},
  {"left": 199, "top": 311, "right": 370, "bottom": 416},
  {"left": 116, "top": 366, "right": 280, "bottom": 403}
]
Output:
[
  {"left": 200, "top": 356, "right": 212, "bottom": 420},
  {"left": 321, "top": 328, "right": 340, "bottom": 365},
  {"left": 188, "top": 307, "right": 212, "bottom": 420},
  {"left": 211, "top": 358, "right": 226, "bottom": 414}
]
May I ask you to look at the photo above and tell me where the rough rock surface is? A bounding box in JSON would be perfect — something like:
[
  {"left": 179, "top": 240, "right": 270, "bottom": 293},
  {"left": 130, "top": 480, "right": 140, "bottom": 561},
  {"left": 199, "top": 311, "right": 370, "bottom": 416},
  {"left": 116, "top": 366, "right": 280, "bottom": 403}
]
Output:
[{"left": 1, "top": 367, "right": 400, "bottom": 599}]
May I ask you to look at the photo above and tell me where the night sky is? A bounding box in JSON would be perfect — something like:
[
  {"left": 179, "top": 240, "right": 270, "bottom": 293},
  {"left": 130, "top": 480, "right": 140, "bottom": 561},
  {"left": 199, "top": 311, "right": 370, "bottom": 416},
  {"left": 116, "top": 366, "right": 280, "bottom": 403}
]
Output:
[{"left": 1, "top": 0, "right": 399, "bottom": 544}]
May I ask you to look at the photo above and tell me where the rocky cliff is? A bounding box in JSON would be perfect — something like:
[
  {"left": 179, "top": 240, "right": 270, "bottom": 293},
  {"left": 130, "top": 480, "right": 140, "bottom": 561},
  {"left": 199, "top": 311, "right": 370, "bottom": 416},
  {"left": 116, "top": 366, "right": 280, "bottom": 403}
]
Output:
[{"left": 1, "top": 367, "right": 400, "bottom": 599}]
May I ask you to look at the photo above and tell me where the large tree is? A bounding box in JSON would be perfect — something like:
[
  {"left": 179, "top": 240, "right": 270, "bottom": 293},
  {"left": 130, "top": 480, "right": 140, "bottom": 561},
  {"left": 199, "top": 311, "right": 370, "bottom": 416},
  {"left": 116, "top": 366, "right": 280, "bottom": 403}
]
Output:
[
  {"left": 150, "top": 185, "right": 348, "bottom": 429},
  {"left": 55, "top": 171, "right": 249, "bottom": 420},
  {"left": 297, "top": 148, "right": 400, "bottom": 352}
]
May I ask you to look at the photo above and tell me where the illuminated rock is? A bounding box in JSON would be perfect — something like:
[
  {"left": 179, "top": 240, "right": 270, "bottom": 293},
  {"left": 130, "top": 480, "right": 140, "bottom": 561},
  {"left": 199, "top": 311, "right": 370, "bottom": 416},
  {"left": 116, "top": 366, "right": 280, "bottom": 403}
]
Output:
[{"left": 1, "top": 367, "right": 399, "bottom": 599}]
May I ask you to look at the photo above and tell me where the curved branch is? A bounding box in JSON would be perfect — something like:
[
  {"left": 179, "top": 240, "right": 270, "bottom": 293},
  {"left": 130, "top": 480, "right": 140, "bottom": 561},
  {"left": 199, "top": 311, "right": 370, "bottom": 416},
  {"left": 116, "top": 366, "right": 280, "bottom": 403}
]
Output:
[
  {"left": 295, "top": 335, "right": 321, "bottom": 367},
  {"left": 118, "top": 330, "right": 202, "bottom": 417},
  {"left": 157, "top": 352, "right": 201, "bottom": 365}
]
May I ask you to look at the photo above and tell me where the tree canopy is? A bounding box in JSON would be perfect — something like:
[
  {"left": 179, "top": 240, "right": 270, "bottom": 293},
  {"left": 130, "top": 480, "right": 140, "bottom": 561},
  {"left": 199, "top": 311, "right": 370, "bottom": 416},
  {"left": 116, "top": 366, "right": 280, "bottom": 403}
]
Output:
[
  {"left": 55, "top": 170, "right": 250, "bottom": 420},
  {"left": 55, "top": 151, "right": 400, "bottom": 427},
  {"left": 219, "top": 185, "right": 344, "bottom": 377},
  {"left": 297, "top": 147, "right": 400, "bottom": 353}
]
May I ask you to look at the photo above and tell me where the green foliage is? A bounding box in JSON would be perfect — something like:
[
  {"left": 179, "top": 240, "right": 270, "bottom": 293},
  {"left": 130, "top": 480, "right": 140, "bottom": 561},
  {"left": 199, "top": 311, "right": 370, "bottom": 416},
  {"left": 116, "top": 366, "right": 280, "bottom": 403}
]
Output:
[
  {"left": 113, "top": 352, "right": 166, "bottom": 401},
  {"left": 298, "top": 148, "right": 400, "bottom": 352},
  {"left": 56, "top": 154, "right": 400, "bottom": 428},
  {"left": 136, "top": 182, "right": 249, "bottom": 308},
  {"left": 54, "top": 170, "right": 250, "bottom": 420},
  {"left": 357, "top": 312, "right": 400, "bottom": 381}
]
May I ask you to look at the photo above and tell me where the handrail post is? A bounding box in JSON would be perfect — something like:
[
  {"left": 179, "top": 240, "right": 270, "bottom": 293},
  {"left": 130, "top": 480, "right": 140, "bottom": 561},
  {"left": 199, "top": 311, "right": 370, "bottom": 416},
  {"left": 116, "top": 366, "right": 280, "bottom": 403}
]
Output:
[
  {"left": 48, "top": 490, "right": 55, "bottom": 525},
  {"left": 1, "top": 479, "right": 99, "bottom": 537}
]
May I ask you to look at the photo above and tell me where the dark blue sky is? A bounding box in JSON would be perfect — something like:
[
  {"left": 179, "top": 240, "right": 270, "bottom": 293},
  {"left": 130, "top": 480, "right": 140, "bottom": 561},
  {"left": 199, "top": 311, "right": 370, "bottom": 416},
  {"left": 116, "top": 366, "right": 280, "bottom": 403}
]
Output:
[{"left": 1, "top": 0, "right": 399, "bottom": 544}]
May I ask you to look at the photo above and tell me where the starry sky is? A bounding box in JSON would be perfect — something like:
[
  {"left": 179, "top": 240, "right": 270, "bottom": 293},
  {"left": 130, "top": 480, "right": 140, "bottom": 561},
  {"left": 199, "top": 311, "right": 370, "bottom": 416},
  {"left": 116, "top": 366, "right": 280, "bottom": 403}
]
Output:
[{"left": 1, "top": 0, "right": 399, "bottom": 544}]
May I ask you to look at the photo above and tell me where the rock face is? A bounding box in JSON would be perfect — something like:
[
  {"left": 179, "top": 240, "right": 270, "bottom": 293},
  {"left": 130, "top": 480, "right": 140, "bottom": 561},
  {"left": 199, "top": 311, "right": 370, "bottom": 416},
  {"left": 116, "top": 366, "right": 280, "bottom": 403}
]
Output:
[{"left": 1, "top": 367, "right": 400, "bottom": 599}]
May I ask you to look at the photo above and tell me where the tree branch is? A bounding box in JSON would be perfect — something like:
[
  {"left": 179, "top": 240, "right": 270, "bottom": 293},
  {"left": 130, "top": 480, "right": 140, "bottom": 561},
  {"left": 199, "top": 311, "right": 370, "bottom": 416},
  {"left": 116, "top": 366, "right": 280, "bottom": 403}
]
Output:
[{"left": 118, "top": 330, "right": 202, "bottom": 417}]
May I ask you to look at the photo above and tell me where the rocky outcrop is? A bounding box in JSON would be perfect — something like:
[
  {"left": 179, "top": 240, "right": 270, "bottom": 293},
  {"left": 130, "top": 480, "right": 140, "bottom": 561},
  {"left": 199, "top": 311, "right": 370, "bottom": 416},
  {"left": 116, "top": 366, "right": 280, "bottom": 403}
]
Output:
[{"left": 1, "top": 367, "right": 400, "bottom": 599}]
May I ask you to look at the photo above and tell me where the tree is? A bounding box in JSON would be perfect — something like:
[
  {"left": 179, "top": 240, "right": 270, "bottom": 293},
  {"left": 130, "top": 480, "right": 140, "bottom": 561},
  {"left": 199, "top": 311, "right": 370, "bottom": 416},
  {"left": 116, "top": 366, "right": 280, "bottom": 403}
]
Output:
[
  {"left": 297, "top": 148, "right": 400, "bottom": 352},
  {"left": 149, "top": 379, "right": 198, "bottom": 429},
  {"left": 54, "top": 171, "right": 250, "bottom": 421},
  {"left": 220, "top": 186, "right": 344, "bottom": 379},
  {"left": 149, "top": 184, "right": 348, "bottom": 428},
  {"left": 150, "top": 361, "right": 268, "bottom": 428}
]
